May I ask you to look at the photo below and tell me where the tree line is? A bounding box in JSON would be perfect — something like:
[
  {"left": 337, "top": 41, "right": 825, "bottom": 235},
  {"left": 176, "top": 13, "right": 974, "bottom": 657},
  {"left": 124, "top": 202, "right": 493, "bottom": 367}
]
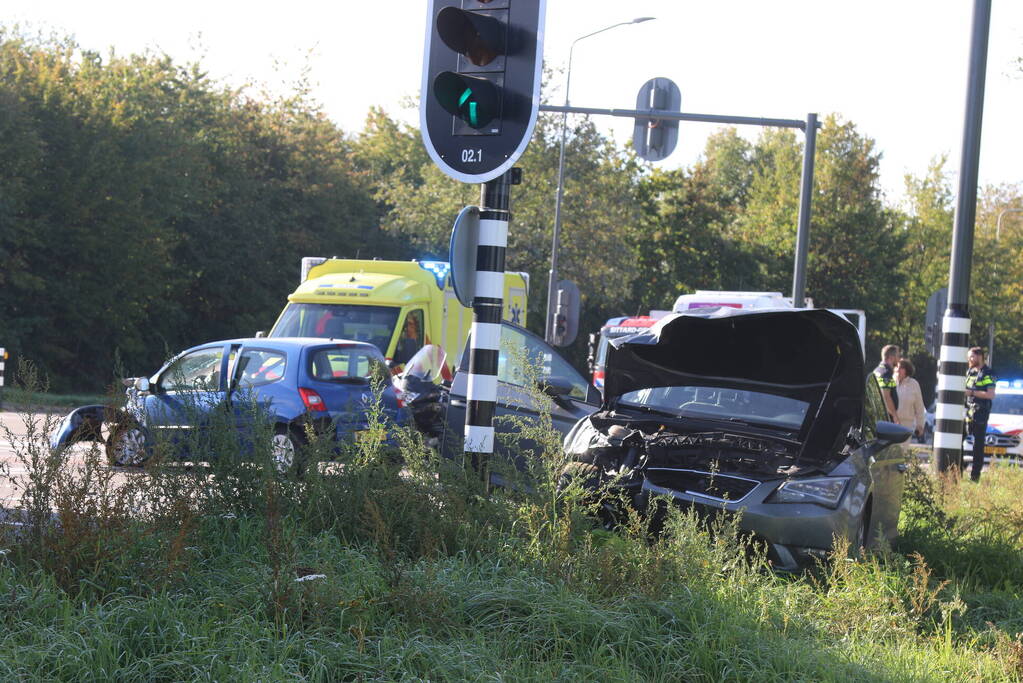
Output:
[{"left": 1, "top": 29, "right": 1021, "bottom": 394}]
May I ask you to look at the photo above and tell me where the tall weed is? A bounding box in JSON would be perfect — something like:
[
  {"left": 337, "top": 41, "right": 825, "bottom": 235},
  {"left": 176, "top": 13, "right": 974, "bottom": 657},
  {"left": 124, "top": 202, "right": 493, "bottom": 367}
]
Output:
[{"left": 2, "top": 361, "right": 1022, "bottom": 679}]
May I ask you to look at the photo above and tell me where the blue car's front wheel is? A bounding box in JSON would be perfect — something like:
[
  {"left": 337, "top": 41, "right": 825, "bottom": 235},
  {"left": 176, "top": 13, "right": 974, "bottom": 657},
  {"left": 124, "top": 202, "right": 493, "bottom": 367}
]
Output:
[{"left": 106, "top": 422, "right": 147, "bottom": 467}]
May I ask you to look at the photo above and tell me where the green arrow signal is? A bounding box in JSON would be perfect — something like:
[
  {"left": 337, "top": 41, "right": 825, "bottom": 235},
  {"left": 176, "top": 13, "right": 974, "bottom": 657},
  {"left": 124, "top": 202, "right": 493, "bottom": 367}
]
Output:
[{"left": 434, "top": 72, "right": 499, "bottom": 130}]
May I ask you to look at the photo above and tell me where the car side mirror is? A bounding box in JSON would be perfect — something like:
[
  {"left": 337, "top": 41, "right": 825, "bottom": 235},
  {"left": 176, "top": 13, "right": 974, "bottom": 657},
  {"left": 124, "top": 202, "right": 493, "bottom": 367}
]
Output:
[
  {"left": 134, "top": 377, "right": 151, "bottom": 393},
  {"left": 875, "top": 420, "right": 912, "bottom": 445},
  {"left": 541, "top": 376, "right": 573, "bottom": 398},
  {"left": 254, "top": 330, "right": 266, "bottom": 338}
]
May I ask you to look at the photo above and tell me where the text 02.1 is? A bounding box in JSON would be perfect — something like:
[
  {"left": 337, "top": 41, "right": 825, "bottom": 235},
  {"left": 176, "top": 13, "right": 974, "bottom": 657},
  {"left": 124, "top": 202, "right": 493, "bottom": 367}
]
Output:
[{"left": 460, "top": 149, "right": 483, "bottom": 163}]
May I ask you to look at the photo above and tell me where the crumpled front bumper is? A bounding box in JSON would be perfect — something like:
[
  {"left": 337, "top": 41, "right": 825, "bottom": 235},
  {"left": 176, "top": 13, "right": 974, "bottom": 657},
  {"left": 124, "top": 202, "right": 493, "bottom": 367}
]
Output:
[
  {"left": 638, "top": 476, "right": 862, "bottom": 572},
  {"left": 49, "top": 405, "right": 108, "bottom": 453}
]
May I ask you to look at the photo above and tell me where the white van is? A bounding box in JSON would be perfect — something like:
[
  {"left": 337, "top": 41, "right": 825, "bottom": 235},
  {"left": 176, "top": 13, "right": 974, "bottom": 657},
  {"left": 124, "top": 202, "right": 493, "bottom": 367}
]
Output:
[{"left": 672, "top": 291, "right": 865, "bottom": 353}]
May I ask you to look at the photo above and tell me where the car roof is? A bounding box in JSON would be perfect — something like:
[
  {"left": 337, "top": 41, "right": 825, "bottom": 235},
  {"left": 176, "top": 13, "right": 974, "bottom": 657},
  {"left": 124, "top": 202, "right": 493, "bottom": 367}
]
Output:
[
  {"left": 190, "top": 337, "right": 383, "bottom": 354},
  {"left": 995, "top": 381, "right": 1023, "bottom": 394}
]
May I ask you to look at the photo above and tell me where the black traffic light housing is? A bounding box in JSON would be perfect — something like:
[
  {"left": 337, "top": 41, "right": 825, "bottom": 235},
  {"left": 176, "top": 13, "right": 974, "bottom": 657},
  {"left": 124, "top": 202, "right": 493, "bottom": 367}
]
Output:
[
  {"left": 421, "top": 0, "right": 545, "bottom": 183},
  {"left": 551, "top": 279, "right": 579, "bottom": 347}
]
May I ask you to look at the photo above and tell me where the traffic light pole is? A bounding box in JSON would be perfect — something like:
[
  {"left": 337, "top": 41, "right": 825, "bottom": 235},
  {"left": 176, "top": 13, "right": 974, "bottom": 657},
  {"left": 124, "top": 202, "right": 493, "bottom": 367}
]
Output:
[
  {"left": 464, "top": 172, "right": 512, "bottom": 481},
  {"left": 539, "top": 103, "right": 821, "bottom": 312},
  {"left": 791, "top": 112, "right": 818, "bottom": 308},
  {"left": 934, "top": 0, "right": 991, "bottom": 474}
]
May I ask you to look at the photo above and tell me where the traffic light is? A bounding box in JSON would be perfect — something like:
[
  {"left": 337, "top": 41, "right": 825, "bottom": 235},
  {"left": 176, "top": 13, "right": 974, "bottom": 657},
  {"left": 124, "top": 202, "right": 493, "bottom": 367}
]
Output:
[
  {"left": 551, "top": 280, "right": 579, "bottom": 347},
  {"left": 421, "top": 0, "right": 546, "bottom": 183}
]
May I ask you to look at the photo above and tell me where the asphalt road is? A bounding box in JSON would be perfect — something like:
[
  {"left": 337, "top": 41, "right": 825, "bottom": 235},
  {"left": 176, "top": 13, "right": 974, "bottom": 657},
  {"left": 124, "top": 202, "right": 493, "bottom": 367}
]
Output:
[
  {"left": 0, "top": 409, "right": 133, "bottom": 509},
  {"left": 0, "top": 409, "right": 46, "bottom": 508}
]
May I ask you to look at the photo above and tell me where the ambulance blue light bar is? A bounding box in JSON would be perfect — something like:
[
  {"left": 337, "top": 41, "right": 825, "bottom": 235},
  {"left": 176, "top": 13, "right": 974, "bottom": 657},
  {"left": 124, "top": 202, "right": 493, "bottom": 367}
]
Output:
[{"left": 418, "top": 260, "right": 451, "bottom": 289}]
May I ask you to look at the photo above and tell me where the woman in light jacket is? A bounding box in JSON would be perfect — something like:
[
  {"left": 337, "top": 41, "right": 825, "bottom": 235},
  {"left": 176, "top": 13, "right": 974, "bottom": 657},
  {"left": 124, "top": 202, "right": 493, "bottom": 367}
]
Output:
[{"left": 896, "top": 358, "right": 926, "bottom": 439}]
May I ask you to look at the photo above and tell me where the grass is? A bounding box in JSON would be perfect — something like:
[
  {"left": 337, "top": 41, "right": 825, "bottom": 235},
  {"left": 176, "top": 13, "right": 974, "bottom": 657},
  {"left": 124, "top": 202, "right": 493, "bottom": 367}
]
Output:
[
  {"left": 1, "top": 386, "right": 110, "bottom": 411},
  {"left": 1, "top": 365, "right": 1022, "bottom": 681}
]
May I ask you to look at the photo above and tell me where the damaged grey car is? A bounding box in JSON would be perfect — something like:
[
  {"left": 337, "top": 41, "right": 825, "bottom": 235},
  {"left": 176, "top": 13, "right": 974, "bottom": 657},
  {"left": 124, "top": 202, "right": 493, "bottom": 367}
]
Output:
[{"left": 560, "top": 307, "right": 912, "bottom": 571}]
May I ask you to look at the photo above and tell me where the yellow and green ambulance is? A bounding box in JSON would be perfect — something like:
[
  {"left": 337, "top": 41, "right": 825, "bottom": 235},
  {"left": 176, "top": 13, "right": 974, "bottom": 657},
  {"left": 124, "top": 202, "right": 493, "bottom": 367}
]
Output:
[{"left": 269, "top": 258, "right": 528, "bottom": 378}]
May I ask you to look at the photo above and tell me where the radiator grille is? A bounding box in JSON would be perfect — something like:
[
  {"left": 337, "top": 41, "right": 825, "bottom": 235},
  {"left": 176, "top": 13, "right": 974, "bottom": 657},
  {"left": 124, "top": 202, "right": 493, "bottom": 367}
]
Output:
[{"left": 645, "top": 468, "right": 760, "bottom": 503}]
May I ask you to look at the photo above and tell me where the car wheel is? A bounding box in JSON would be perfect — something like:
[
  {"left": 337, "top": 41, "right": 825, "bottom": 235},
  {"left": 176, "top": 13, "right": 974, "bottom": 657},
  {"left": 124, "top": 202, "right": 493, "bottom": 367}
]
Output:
[
  {"left": 847, "top": 515, "right": 867, "bottom": 560},
  {"left": 271, "top": 429, "right": 304, "bottom": 475},
  {"left": 105, "top": 422, "right": 148, "bottom": 467},
  {"left": 557, "top": 462, "right": 623, "bottom": 529}
]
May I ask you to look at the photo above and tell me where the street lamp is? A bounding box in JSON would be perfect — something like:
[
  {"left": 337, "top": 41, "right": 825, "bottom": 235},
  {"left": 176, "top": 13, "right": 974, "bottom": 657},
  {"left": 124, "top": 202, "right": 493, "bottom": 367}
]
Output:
[
  {"left": 544, "top": 16, "right": 656, "bottom": 344},
  {"left": 996, "top": 207, "right": 1023, "bottom": 241},
  {"left": 988, "top": 208, "right": 1022, "bottom": 364}
]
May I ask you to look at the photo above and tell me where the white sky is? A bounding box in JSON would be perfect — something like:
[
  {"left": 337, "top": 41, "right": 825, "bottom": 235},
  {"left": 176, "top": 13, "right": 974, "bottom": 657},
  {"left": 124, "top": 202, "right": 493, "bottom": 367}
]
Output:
[{"left": 8, "top": 1, "right": 1023, "bottom": 201}]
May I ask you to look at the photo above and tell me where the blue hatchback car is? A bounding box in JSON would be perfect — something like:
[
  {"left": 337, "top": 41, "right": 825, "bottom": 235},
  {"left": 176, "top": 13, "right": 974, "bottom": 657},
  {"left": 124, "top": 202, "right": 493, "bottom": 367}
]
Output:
[{"left": 51, "top": 338, "right": 409, "bottom": 470}]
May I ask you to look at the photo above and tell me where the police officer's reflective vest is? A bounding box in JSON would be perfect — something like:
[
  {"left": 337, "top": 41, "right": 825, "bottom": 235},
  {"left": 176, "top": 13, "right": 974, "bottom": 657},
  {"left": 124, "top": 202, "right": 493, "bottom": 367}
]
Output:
[
  {"left": 966, "top": 364, "right": 996, "bottom": 420},
  {"left": 874, "top": 362, "right": 898, "bottom": 410}
]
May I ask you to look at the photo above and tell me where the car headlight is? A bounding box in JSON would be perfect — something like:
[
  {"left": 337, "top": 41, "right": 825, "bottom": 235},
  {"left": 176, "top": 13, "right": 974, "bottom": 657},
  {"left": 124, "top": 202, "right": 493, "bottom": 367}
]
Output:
[{"left": 768, "top": 477, "right": 850, "bottom": 508}]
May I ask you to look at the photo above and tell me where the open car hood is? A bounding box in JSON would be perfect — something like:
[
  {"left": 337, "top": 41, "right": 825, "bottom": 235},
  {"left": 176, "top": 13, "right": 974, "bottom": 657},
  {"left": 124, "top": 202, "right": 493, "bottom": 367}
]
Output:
[{"left": 605, "top": 308, "right": 865, "bottom": 459}]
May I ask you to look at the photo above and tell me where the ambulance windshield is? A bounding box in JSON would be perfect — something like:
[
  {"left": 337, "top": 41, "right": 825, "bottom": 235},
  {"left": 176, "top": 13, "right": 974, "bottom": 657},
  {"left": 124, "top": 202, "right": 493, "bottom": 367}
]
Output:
[{"left": 271, "top": 303, "right": 399, "bottom": 354}]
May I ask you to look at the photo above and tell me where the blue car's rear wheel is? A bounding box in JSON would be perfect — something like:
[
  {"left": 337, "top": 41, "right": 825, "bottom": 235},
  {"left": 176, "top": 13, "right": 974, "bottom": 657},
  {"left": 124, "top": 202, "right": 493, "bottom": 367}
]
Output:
[{"left": 271, "top": 428, "right": 305, "bottom": 475}]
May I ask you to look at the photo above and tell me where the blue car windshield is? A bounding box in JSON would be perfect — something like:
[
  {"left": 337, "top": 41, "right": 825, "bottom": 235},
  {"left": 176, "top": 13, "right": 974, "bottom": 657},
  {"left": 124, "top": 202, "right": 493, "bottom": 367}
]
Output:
[
  {"left": 618, "top": 385, "right": 810, "bottom": 429},
  {"left": 271, "top": 303, "right": 399, "bottom": 354}
]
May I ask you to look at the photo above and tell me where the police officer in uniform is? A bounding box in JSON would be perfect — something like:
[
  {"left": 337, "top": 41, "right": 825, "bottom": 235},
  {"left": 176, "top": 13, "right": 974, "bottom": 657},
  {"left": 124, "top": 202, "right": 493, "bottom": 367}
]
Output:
[
  {"left": 964, "top": 346, "right": 997, "bottom": 481},
  {"left": 874, "top": 344, "right": 901, "bottom": 422}
]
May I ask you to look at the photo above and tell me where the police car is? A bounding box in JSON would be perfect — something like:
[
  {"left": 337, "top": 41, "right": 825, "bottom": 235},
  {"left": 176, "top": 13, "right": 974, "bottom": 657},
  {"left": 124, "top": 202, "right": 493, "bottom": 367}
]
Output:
[{"left": 964, "top": 378, "right": 1023, "bottom": 460}]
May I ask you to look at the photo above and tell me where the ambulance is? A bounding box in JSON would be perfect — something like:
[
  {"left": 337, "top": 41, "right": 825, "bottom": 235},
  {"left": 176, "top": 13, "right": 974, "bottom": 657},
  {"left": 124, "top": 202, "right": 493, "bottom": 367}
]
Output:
[
  {"left": 672, "top": 290, "right": 805, "bottom": 312},
  {"left": 268, "top": 258, "right": 528, "bottom": 377},
  {"left": 673, "top": 291, "right": 866, "bottom": 353}
]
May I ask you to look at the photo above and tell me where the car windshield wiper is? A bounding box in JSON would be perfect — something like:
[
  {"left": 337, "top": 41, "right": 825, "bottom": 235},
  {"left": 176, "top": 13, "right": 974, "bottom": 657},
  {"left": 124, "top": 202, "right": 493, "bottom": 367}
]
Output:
[
  {"left": 671, "top": 414, "right": 802, "bottom": 444},
  {"left": 615, "top": 401, "right": 687, "bottom": 421},
  {"left": 616, "top": 402, "right": 800, "bottom": 440},
  {"left": 721, "top": 415, "right": 802, "bottom": 432}
]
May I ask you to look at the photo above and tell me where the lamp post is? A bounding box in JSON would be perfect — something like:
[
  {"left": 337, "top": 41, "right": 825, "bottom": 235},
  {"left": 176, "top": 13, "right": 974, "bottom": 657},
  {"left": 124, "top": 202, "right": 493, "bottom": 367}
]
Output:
[
  {"left": 544, "top": 16, "right": 656, "bottom": 344},
  {"left": 988, "top": 208, "right": 1022, "bottom": 364},
  {"left": 996, "top": 207, "right": 1022, "bottom": 241}
]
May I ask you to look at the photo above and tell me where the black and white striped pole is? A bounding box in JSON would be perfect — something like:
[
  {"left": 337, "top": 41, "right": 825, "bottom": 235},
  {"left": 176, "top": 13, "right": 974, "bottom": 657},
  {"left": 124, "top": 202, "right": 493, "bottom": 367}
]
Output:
[
  {"left": 934, "top": 310, "right": 971, "bottom": 472},
  {"left": 464, "top": 173, "right": 512, "bottom": 480},
  {"left": 0, "top": 347, "right": 6, "bottom": 410},
  {"left": 934, "top": 0, "right": 991, "bottom": 473}
]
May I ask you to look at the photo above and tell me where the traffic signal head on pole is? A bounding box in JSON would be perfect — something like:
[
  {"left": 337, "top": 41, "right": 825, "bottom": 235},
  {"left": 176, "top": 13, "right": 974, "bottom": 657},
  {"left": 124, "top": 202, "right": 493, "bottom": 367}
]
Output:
[{"left": 421, "top": 0, "right": 546, "bottom": 183}]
